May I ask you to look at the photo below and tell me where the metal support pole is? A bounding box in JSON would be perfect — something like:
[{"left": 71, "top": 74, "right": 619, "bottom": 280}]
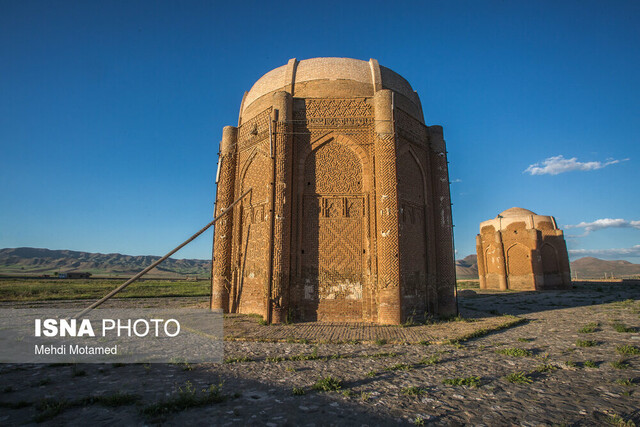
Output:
[{"left": 73, "top": 188, "right": 252, "bottom": 318}]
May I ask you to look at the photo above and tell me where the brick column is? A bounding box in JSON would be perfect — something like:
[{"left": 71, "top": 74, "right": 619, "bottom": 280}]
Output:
[
  {"left": 556, "top": 230, "right": 572, "bottom": 286},
  {"left": 211, "top": 126, "right": 237, "bottom": 311},
  {"left": 495, "top": 231, "right": 508, "bottom": 291},
  {"left": 270, "top": 91, "right": 293, "bottom": 323},
  {"left": 428, "top": 126, "right": 457, "bottom": 315},
  {"left": 373, "top": 89, "right": 402, "bottom": 325},
  {"left": 531, "top": 229, "right": 544, "bottom": 289},
  {"left": 476, "top": 235, "right": 487, "bottom": 289}
]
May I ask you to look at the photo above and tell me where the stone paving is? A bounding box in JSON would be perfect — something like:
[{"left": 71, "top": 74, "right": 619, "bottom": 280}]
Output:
[
  {"left": 222, "top": 313, "right": 520, "bottom": 344},
  {"left": 1, "top": 281, "right": 639, "bottom": 426}
]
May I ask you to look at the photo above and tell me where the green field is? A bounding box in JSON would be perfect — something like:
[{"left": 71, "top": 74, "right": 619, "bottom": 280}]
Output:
[
  {"left": 456, "top": 280, "right": 480, "bottom": 289},
  {"left": 0, "top": 278, "right": 480, "bottom": 302},
  {"left": 0, "top": 279, "right": 210, "bottom": 301}
]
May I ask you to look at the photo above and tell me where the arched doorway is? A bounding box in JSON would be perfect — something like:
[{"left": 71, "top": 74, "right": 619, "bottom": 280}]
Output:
[
  {"left": 299, "top": 139, "right": 365, "bottom": 321},
  {"left": 541, "top": 243, "right": 561, "bottom": 286},
  {"left": 397, "top": 149, "right": 429, "bottom": 315},
  {"left": 233, "top": 149, "right": 270, "bottom": 316},
  {"left": 507, "top": 243, "right": 530, "bottom": 289}
]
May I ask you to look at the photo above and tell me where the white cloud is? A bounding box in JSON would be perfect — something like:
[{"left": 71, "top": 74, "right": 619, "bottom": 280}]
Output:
[
  {"left": 451, "top": 179, "right": 462, "bottom": 183},
  {"left": 565, "top": 218, "right": 640, "bottom": 235},
  {"left": 569, "top": 245, "right": 640, "bottom": 259},
  {"left": 524, "top": 155, "right": 628, "bottom": 175}
]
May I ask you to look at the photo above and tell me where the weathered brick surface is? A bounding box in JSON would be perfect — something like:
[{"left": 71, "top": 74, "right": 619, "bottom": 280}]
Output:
[
  {"left": 212, "top": 58, "right": 457, "bottom": 324},
  {"left": 477, "top": 207, "right": 572, "bottom": 290},
  {"left": 223, "top": 313, "right": 515, "bottom": 344},
  {"left": 211, "top": 127, "right": 237, "bottom": 312}
]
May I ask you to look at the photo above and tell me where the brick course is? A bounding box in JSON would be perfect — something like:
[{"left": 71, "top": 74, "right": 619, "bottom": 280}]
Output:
[{"left": 212, "top": 58, "right": 457, "bottom": 324}]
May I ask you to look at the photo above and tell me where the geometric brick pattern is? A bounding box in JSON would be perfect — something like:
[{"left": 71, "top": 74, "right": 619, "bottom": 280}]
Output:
[
  {"left": 304, "top": 140, "right": 362, "bottom": 194},
  {"left": 237, "top": 108, "right": 273, "bottom": 152},
  {"left": 300, "top": 137, "right": 364, "bottom": 315},
  {"left": 477, "top": 209, "right": 572, "bottom": 291},
  {"left": 294, "top": 99, "right": 373, "bottom": 129},
  {"left": 211, "top": 139, "right": 237, "bottom": 311},
  {"left": 270, "top": 120, "right": 293, "bottom": 322},
  {"left": 507, "top": 243, "right": 530, "bottom": 276},
  {"left": 374, "top": 133, "right": 401, "bottom": 291},
  {"left": 398, "top": 151, "right": 428, "bottom": 311},
  {"left": 212, "top": 59, "right": 458, "bottom": 324},
  {"left": 395, "top": 108, "right": 428, "bottom": 144}
]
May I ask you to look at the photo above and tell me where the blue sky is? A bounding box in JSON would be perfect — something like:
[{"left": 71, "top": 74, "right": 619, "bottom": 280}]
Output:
[{"left": 1, "top": 0, "right": 639, "bottom": 261}]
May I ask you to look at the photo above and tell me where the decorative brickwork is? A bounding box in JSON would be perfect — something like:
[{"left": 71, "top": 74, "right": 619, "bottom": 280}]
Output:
[
  {"left": 232, "top": 143, "right": 271, "bottom": 316},
  {"left": 398, "top": 149, "right": 428, "bottom": 316},
  {"left": 237, "top": 108, "right": 273, "bottom": 151},
  {"left": 298, "top": 138, "right": 365, "bottom": 321},
  {"left": 212, "top": 57, "right": 457, "bottom": 324},
  {"left": 211, "top": 127, "right": 237, "bottom": 311},
  {"left": 270, "top": 104, "right": 293, "bottom": 323},
  {"left": 428, "top": 126, "right": 457, "bottom": 314},
  {"left": 395, "top": 108, "right": 428, "bottom": 145},
  {"left": 294, "top": 98, "right": 373, "bottom": 125},
  {"left": 477, "top": 208, "right": 571, "bottom": 290}
]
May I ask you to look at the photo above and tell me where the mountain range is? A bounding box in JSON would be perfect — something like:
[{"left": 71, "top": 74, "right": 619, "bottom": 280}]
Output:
[
  {"left": 0, "top": 247, "right": 210, "bottom": 277},
  {"left": 455, "top": 254, "right": 480, "bottom": 279},
  {"left": 2, "top": 247, "right": 639, "bottom": 280},
  {"left": 455, "top": 254, "right": 640, "bottom": 280}
]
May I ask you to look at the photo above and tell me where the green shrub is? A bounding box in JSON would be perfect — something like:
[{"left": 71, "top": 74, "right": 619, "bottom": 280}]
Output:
[
  {"left": 384, "top": 363, "right": 411, "bottom": 372},
  {"left": 420, "top": 355, "right": 440, "bottom": 365},
  {"left": 578, "top": 322, "right": 598, "bottom": 333},
  {"left": 535, "top": 364, "right": 557, "bottom": 372},
  {"left": 496, "top": 347, "right": 532, "bottom": 357},
  {"left": 312, "top": 376, "right": 342, "bottom": 392},
  {"left": 141, "top": 382, "right": 226, "bottom": 416},
  {"left": 401, "top": 386, "right": 426, "bottom": 396},
  {"left": 505, "top": 371, "right": 533, "bottom": 384},
  {"left": 611, "top": 360, "right": 630, "bottom": 370},
  {"left": 612, "top": 322, "right": 634, "bottom": 333},
  {"left": 442, "top": 376, "right": 481, "bottom": 387},
  {"left": 617, "top": 345, "right": 640, "bottom": 355}
]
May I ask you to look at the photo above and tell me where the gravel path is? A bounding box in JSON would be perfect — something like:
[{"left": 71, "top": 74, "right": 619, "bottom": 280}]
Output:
[{"left": 1, "top": 281, "right": 639, "bottom": 426}]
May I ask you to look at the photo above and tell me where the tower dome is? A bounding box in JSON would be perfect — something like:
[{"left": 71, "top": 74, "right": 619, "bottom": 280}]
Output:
[
  {"left": 239, "top": 57, "right": 424, "bottom": 124},
  {"left": 499, "top": 207, "right": 537, "bottom": 217}
]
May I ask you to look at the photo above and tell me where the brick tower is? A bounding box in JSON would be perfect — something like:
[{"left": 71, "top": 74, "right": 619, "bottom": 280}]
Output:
[
  {"left": 476, "top": 207, "right": 572, "bottom": 290},
  {"left": 211, "top": 58, "right": 457, "bottom": 324}
]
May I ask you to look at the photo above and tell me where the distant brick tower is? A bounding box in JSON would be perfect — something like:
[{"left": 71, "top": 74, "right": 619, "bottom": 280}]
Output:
[
  {"left": 476, "top": 208, "right": 571, "bottom": 290},
  {"left": 211, "top": 58, "right": 457, "bottom": 324}
]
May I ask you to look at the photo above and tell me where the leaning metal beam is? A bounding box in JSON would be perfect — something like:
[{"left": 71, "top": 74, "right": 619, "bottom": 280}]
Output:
[{"left": 73, "top": 187, "right": 252, "bottom": 319}]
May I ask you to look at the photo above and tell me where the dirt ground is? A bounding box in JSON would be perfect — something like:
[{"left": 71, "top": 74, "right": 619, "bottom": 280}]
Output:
[{"left": 1, "top": 281, "right": 639, "bottom": 426}]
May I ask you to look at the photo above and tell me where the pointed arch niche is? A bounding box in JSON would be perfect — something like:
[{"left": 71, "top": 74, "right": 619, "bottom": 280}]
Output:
[{"left": 293, "top": 134, "right": 371, "bottom": 321}]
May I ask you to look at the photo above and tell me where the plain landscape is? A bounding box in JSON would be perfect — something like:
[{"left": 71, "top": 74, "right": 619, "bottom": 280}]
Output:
[
  {"left": 1, "top": 282, "right": 639, "bottom": 425},
  {"left": 455, "top": 254, "right": 640, "bottom": 280},
  {"left": 0, "top": 248, "right": 210, "bottom": 278},
  {"left": 3, "top": 247, "right": 640, "bottom": 280},
  {"left": 0, "top": 250, "right": 639, "bottom": 425}
]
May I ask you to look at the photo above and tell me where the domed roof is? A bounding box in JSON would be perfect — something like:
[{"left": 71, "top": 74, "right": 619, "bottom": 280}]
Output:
[
  {"left": 241, "top": 57, "right": 423, "bottom": 118},
  {"left": 498, "top": 207, "right": 537, "bottom": 217},
  {"left": 480, "top": 207, "right": 559, "bottom": 233}
]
